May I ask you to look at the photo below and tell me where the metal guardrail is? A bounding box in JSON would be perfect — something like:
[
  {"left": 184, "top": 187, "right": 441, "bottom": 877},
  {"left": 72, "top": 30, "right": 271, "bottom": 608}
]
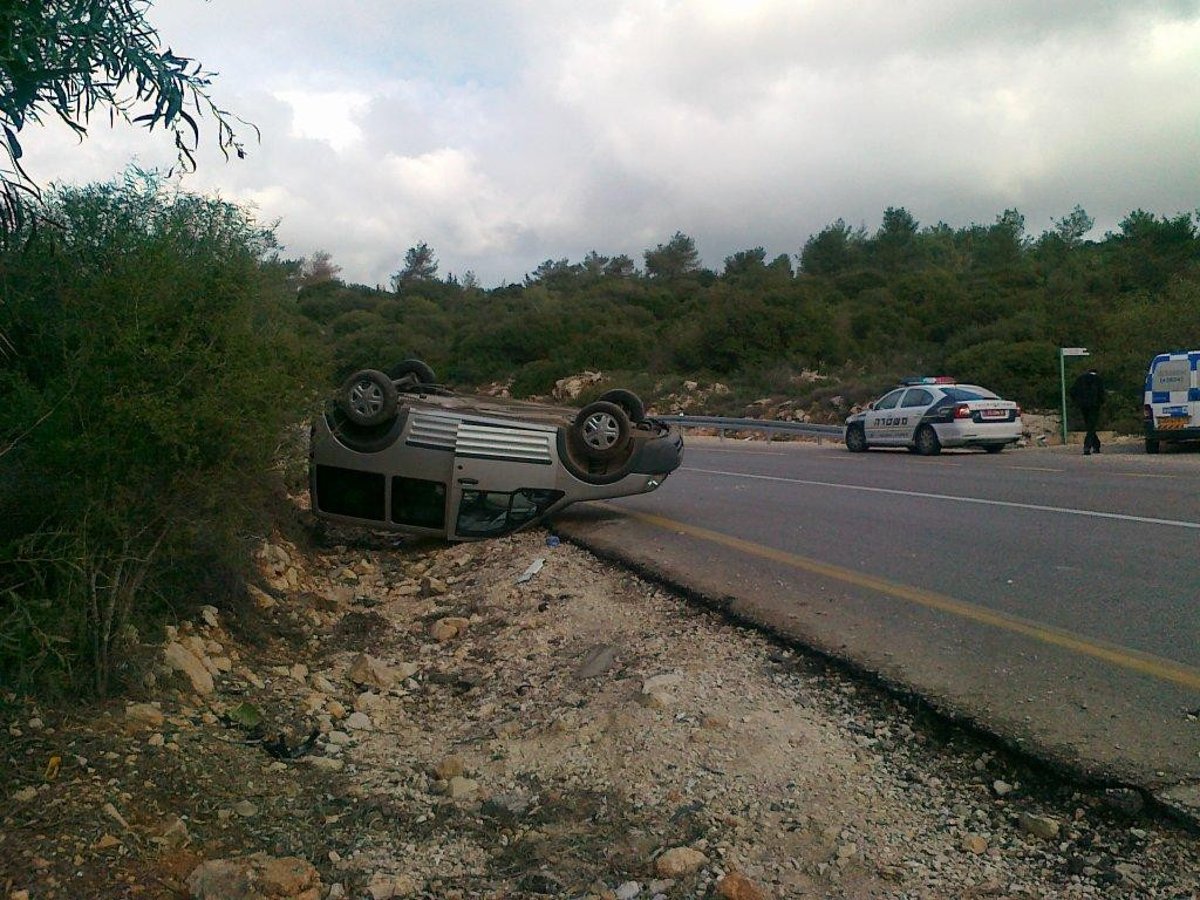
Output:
[{"left": 656, "top": 415, "right": 844, "bottom": 441}]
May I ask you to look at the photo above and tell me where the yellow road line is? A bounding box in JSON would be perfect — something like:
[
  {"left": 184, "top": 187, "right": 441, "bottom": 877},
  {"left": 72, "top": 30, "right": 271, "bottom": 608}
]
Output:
[{"left": 620, "top": 508, "right": 1200, "bottom": 692}]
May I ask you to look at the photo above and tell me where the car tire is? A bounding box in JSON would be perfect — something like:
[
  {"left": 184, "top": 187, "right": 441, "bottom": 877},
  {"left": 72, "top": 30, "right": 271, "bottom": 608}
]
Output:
[
  {"left": 984, "top": 444, "right": 1004, "bottom": 454},
  {"left": 596, "top": 388, "right": 646, "bottom": 423},
  {"left": 845, "top": 424, "right": 868, "bottom": 453},
  {"left": 914, "top": 425, "right": 941, "bottom": 456},
  {"left": 338, "top": 369, "right": 398, "bottom": 427},
  {"left": 1145, "top": 438, "right": 1160, "bottom": 454},
  {"left": 387, "top": 358, "right": 437, "bottom": 387},
  {"left": 573, "top": 400, "right": 632, "bottom": 460}
]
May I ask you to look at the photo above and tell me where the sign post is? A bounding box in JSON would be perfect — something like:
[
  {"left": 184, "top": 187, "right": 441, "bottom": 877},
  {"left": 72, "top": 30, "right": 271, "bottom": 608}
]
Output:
[{"left": 1059, "top": 347, "right": 1090, "bottom": 445}]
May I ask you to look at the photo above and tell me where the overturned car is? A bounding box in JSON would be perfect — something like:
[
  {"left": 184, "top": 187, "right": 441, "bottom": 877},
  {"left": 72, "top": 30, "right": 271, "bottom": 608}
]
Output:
[{"left": 309, "top": 360, "right": 684, "bottom": 540}]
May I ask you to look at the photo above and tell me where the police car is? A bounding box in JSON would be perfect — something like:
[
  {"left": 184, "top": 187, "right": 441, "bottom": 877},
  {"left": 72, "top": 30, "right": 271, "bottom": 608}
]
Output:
[{"left": 844, "top": 377, "right": 1022, "bottom": 455}]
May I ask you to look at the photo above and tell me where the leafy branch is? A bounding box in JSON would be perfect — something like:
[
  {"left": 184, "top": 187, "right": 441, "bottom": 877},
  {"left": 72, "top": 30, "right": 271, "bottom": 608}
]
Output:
[{"left": 0, "top": 0, "right": 257, "bottom": 229}]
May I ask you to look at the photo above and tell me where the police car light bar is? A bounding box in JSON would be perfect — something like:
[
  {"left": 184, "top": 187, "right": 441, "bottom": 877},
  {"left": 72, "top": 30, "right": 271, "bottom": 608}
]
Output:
[{"left": 899, "top": 376, "right": 956, "bottom": 385}]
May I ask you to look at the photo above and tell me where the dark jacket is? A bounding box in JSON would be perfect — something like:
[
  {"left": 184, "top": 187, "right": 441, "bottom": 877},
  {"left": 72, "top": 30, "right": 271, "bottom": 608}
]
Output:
[{"left": 1070, "top": 370, "right": 1105, "bottom": 410}]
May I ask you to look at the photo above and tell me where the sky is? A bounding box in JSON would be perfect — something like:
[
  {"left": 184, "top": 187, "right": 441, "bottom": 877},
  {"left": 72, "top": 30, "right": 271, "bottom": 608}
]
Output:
[{"left": 19, "top": 0, "right": 1200, "bottom": 288}]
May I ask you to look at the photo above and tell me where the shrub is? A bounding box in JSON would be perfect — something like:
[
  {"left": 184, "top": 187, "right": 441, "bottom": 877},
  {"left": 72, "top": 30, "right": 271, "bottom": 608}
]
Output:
[{"left": 0, "top": 172, "right": 328, "bottom": 694}]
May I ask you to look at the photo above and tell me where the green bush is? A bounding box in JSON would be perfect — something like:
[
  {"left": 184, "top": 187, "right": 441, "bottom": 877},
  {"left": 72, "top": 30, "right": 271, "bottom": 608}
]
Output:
[{"left": 0, "top": 172, "right": 328, "bottom": 695}]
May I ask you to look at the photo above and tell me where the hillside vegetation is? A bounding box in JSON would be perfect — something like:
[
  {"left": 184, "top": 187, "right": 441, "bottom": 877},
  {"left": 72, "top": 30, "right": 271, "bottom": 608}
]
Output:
[
  {"left": 3, "top": 178, "right": 1198, "bottom": 695},
  {"left": 303, "top": 207, "right": 1200, "bottom": 431}
]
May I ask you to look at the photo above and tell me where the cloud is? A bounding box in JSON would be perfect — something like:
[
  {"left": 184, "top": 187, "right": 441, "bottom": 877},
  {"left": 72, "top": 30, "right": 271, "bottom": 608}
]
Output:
[{"left": 15, "top": 0, "right": 1200, "bottom": 286}]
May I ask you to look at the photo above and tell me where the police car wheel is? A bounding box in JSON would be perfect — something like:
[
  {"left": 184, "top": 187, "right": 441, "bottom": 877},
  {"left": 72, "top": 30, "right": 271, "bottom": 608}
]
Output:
[
  {"left": 914, "top": 425, "right": 941, "bottom": 456},
  {"left": 845, "top": 424, "right": 868, "bottom": 453},
  {"left": 984, "top": 444, "right": 1004, "bottom": 454},
  {"left": 1145, "top": 439, "right": 1160, "bottom": 454}
]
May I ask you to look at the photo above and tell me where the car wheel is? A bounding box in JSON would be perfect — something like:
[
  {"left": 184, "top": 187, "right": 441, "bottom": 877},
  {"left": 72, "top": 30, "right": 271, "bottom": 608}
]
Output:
[
  {"left": 573, "top": 400, "right": 632, "bottom": 460},
  {"left": 845, "top": 424, "right": 868, "bottom": 453},
  {"left": 1145, "top": 438, "right": 1160, "bottom": 454},
  {"left": 386, "top": 358, "right": 436, "bottom": 387},
  {"left": 338, "top": 369, "right": 398, "bottom": 427},
  {"left": 984, "top": 444, "right": 1004, "bottom": 454},
  {"left": 914, "top": 425, "right": 941, "bottom": 456},
  {"left": 597, "top": 388, "right": 646, "bottom": 423}
]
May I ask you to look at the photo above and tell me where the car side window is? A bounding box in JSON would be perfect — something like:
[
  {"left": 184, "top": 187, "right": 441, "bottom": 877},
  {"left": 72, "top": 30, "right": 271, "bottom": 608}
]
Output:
[
  {"left": 873, "top": 390, "right": 904, "bottom": 411},
  {"left": 900, "top": 388, "right": 933, "bottom": 408},
  {"left": 455, "top": 488, "right": 564, "bottom": 538},
  {"left": 391, "top": 476, "right": 446, "bottom": 528}
]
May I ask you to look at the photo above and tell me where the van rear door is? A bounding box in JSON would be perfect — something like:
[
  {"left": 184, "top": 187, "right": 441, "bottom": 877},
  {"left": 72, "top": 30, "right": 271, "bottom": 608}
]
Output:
[{"left": 1146, "top": 352, "right": 1200, "bottom": 432}]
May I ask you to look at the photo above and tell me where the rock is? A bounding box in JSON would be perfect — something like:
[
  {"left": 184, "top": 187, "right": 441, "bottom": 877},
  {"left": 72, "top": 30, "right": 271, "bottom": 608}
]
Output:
[
  {"left": 961, "top": 834, "right": 988, "bottom": 854},
  {"left": 187, "top": 853, "right": 321, "bottom": 899},
  {"left": 716, "top": 871, "right": 769, "bottom": 900},
  {"left": 574, "top": 643, "right": 618, "bottom": 679},
  {"left": 446, "top": 776, "right": 478, "bottom": 799},
  {"left": 433, "top": 755, "right": 465, "bottom": 779},
  {"left": 481, "top": 793, "right": 531, "bottom": 823},
  {"left": 655, "top": 847, "right": 707, "bottom": 877},
  {"left": 147, "top": 733, "right": 165, "bottom": 747},
  {"left": 163, "top": 641, "right": 214, "bottom": 695},
  {"left": 553, "top": 371, "right": 602, "bottom": 401},
  {"left": 394, "top": 661, "right": 421, "bottom": 681},
  {"left": 429, "top": 617, "right": 470, "bottom": 641},
  {"left": 306, "top": 756, "right": 345, "bottom": 772},
  {"left": 104, "top": 802, "right": 130, "bottom": 830},
  {"left": 616, "top": 881, "right": 641, "bottom": 899},
  {"left": 345, "top": 711, "right": 372, "bottom": 731},
  {"left": 992, "top": 780, "right": 1014, "bottom": 796},
  {"left": 638, "top": 691, "right": 671, "bottom": 710},
  {"left": 12, "top": 786, "right": 38, "bottom": 803},
  {"left": 421, "top": 576, "right": 448, "bottom": 595},
  {"left": 201, "top": 605, "right": 220, "bottom": 628},
  {"left": 93, "top": 833, "right": 121, "bottom": 850},
  {"left": 347, "top": 653, "right": 396, "bottom": 690},
  {"left": 354, "top": 691, "right": 385, "bottom": 713},
  {"left": 233, "top": 800, "right": 258, "bottom": 818},
  {"left": 158, "top": 815, "right": 190, "bottom": 848},
  {"left": 641, "top": 673, "right": 682, "bottom": 694},
  {"left": 1017, "top": 812, "right": 1060, "bottom": 839}
]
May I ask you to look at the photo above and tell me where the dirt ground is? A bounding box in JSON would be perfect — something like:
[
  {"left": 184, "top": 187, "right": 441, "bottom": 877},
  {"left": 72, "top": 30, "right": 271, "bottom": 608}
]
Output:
[{"left": 2, "top": 513, "right": 1199, "bottom": 899}]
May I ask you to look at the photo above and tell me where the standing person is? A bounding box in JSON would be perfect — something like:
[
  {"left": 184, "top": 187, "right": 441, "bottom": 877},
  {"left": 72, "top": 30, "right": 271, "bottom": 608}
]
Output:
[{"left": 1069, "top": 368, "right": 1105, "bottom": 455}]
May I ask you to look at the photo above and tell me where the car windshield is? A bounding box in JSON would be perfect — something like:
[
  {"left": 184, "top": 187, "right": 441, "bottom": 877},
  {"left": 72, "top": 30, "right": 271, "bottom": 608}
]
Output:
[{"left": 942, "top": 386, "right": 999, "bottom": 401}]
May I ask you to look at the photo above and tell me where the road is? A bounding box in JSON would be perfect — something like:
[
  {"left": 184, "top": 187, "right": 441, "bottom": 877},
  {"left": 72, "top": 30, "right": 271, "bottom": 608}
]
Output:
[{"left": 554, "top": 437, "right": 1200, "bottom": 820}]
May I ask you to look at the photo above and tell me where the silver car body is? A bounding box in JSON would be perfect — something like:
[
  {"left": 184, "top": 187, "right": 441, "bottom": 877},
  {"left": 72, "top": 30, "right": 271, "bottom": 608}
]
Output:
[{"left": 310, "top": 389, "right": 683, "bottom": 540}]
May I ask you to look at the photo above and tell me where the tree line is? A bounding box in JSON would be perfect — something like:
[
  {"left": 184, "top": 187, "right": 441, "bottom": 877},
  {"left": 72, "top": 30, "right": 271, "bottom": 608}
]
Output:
[{"left": 301, "top": 205, "right": 1200, "bottom": 429}]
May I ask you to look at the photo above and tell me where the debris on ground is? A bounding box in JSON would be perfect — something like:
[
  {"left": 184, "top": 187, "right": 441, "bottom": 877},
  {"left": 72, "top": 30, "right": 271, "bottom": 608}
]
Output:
[{"left": 2, "top": 525, "right": 1199, "bottom": 898}]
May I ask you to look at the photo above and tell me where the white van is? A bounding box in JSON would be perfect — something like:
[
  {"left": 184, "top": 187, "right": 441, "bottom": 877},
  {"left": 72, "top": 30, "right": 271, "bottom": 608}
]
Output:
[{"left": 1143, "top": 351, "right": 1200, "bottom": 453}]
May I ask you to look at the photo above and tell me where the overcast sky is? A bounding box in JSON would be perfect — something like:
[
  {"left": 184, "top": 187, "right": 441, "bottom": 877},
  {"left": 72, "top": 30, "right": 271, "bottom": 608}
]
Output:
[{"left": 20, "top": 0, "right": 1200, "bottom": 287}]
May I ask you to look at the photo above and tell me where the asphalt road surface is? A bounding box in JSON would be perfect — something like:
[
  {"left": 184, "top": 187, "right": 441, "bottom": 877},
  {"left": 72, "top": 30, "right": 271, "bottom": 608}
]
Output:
[{"left": 555, "top": 436, "right": 1200, "bottom": 820}]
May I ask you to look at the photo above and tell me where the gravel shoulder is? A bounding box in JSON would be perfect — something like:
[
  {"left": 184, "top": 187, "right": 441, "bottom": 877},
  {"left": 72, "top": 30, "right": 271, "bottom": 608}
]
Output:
[{"left": 2, "top": 517, "right": 1199, "bottom": 899}]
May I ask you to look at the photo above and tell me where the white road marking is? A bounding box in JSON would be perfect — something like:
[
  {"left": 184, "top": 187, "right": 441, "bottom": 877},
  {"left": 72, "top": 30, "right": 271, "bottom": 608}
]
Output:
[{"left": 683, "top": 466, "right": 1200, "bottom": 530}]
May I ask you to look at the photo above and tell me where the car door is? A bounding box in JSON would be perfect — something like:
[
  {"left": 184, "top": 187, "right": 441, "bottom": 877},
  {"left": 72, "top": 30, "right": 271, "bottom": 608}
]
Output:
[
  {"left": 864, "top": 389, "right": 906, "bottom": 444},
  {"left": 448, "top": 421, "right": 561, "bottom": 540},
  {"left": 897, "top": 387, "right": 935, "bottom": 444}
]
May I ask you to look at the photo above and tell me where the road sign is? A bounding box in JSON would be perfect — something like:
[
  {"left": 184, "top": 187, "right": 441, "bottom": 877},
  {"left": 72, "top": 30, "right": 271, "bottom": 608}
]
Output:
[{"left": 1059, "top": 347, "right": 1092, "bottom": 444}]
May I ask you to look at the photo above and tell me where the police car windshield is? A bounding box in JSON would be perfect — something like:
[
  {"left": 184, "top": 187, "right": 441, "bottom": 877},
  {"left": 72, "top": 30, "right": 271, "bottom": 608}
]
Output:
[{"left": 941, "top": 386, "right": 999, "bottom": 401}]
